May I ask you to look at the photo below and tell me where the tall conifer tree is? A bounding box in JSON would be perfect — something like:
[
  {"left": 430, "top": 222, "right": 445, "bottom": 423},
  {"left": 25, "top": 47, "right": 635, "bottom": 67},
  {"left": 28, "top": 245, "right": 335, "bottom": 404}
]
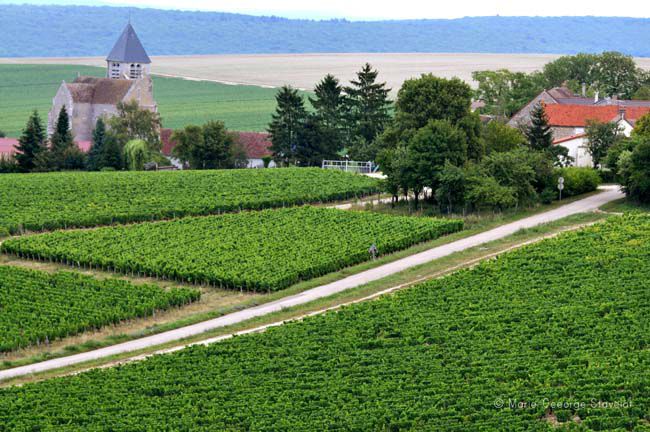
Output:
[{"left": 15, "top": 110, "right": 46, "bottom": 172}]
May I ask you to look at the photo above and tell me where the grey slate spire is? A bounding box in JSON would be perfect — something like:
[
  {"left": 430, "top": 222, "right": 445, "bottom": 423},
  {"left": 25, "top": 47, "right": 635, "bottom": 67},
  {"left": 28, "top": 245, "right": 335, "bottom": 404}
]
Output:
[{"left": 106, "top": 23, "right": 151, "bottom": 64}]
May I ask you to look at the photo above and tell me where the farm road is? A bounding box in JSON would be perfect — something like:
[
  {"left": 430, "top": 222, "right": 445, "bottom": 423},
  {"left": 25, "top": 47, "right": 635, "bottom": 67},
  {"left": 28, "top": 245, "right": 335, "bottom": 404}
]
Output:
[{"left": 0, "top": 186, "right": 623, "bottom": 381}]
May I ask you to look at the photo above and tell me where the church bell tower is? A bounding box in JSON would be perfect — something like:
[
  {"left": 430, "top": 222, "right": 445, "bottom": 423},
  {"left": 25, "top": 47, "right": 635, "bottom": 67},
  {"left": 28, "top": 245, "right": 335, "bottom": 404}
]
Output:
[{"left": 106, "top": 23, "right": 152, "bottom": 80}]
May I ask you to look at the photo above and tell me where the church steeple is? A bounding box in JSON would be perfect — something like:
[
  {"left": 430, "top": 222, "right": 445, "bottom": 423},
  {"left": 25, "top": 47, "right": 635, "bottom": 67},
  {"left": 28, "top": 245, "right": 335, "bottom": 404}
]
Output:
[{"left": 106, "top": 23, "right": 151, "bottom": 80}]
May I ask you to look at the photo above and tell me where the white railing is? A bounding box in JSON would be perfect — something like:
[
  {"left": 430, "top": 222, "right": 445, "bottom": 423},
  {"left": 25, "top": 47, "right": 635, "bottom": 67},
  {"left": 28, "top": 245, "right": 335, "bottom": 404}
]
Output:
[{"left": 322, "top": 160, "right": 375, "bottom": 174}]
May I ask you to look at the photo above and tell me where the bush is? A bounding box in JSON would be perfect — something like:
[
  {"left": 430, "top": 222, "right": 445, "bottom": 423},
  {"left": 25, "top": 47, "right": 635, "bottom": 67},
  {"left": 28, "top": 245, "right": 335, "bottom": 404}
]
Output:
[{"left": 554, "top": 167, "right": 601, "bottom": 197}]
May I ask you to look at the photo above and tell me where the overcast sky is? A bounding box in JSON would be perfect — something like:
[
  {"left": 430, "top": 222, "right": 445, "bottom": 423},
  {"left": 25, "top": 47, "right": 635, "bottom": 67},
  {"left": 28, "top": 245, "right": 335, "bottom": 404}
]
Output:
[{"left": 4, "top": 0, "right": 650, "bottom": 19}]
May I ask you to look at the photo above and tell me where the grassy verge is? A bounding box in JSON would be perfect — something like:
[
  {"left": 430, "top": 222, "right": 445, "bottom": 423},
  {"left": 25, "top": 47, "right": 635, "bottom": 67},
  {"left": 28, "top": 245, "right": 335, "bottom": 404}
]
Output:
[
  {"left": 0, "top": 210, "right": 610, "bottom": 387},
  {"left": 600, "top": 197, "right": 650, "bottom": 213}
]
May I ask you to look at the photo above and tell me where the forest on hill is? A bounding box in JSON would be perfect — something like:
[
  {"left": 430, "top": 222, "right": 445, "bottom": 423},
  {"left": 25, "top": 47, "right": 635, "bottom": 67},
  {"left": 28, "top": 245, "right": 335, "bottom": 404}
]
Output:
[{"left": 1, "top": 4, "right": 650, "bottom": 57}]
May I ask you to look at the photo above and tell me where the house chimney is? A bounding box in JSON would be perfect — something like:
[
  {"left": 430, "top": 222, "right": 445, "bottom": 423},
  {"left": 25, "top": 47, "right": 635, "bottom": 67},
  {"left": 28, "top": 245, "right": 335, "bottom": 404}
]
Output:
[
  {"left": 619, "top": 107, "right": 626, "bottom": 121},
  {"left": 594, "top": 91, "right": 600, "bottom": 104},
  {"left": 581, "top": 83, "right": 586, "bottom": 97}
]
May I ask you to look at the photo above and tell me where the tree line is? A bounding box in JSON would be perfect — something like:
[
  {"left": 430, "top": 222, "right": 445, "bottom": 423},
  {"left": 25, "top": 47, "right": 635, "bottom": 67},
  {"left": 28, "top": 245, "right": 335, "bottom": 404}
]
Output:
[
  {"left": 474, "top": 52, "right": 650, "bottom": 119},
  {"left": 268, "top": 64, "right": 392, "bottom": 166},
  {"left": 1, "top": 101, "right": 166, "bottom": 173},
  {"left": 584, "top": 113, "right": 650, "bottom": 203}
]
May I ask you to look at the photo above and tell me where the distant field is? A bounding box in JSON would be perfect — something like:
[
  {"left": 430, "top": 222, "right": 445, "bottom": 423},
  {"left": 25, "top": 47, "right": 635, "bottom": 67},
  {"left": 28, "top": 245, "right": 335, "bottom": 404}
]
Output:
[
  {"left": 0, "top": 64, "right": 284, "bottom": 137},
  {"left": 0, "top": 53, "right": 569, "bottom": 93}
]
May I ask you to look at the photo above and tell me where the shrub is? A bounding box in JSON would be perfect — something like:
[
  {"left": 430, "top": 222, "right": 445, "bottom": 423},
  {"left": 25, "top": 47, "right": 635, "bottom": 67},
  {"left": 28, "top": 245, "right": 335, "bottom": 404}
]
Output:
[{"left": 554, "top": 167, "right": 601, "bottom": 197}]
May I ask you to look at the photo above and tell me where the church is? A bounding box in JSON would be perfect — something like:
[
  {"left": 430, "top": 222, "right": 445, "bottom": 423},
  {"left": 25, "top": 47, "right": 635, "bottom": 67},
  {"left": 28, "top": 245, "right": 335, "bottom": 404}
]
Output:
[{"left": 48, "top": 23, "right": 157, "bottom": 142}]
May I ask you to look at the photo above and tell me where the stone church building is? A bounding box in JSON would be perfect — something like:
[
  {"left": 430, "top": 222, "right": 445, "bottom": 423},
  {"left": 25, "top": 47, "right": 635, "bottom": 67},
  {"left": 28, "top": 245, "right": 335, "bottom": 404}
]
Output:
[{"left": 48, "top": 23, "right": 157, "bottom": 142}]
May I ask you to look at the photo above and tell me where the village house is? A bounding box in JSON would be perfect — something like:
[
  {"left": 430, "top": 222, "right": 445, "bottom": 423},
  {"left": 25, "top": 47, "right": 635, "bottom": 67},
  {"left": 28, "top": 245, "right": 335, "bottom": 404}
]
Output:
[
  {"left": 509, "top": 86, "right": 650, "bottom": 167},
  {"left": 48, "top": 23, "right": 157, "bottom": 142}
]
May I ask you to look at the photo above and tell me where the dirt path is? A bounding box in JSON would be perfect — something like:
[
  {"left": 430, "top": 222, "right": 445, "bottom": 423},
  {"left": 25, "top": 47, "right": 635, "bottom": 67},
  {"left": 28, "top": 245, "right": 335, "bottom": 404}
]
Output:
[{"left": 0, "top": 186, "right": 623, "bottom": 382}]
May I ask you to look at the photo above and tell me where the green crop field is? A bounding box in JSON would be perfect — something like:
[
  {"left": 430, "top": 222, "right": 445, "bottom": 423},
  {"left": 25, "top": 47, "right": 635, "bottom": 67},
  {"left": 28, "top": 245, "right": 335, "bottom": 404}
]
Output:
[
  {"left": 2, "top": 207, "right": 463, "bottom": 291},
  {"left": 0, "top": 168, "right": 380, "bottom": 236},
  {"left": 0, "top": 265, "right": 200, "bottom": 352},
  {"left": 1, "top": 215, "right": 648, "bottom": 430},
  {"left": 0, "top": 64, "right": 288, "bottom": 137}
]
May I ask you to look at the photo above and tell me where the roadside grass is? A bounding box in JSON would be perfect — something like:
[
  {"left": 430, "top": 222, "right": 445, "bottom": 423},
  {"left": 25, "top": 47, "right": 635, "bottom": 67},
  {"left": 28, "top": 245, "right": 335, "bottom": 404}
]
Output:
[
  {"left": 0, "top": 210, "right": 610, "bottom": 387},
  {"left": 600, "top": 197, "right": 650, "bottom": 213},
  {"left": 0, "top": 64, "right": 302, "bottom": 136}
]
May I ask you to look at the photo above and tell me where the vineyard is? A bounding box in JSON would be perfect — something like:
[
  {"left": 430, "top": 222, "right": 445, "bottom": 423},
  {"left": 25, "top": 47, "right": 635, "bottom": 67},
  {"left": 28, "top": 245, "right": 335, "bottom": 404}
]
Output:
[
  {"left": 2, "top": 207, "right": 463, "bottom": 291},
  {"left": 1, "top": 215, "right": 648, "bottom": 430},
  {"left": 0, "top": 168, "right": 380, "bottom": 236},
  {"left": 0, "top": 266, "right": 200, "bottom": 352}
]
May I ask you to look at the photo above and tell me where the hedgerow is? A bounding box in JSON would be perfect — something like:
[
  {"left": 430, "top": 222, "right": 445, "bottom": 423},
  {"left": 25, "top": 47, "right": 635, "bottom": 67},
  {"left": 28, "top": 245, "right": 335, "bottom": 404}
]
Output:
[
  {"left": 0, "top": 215, "right": 647, "bottom": 430},
  {"left": 2, "top": 207, "right": 463, "bottom": 292},
  {"left": 0, "top": 266, "right": 200, "bottom": 352},
  {"left": 0, "top": 168, "right": 380, "bottom": 236}
]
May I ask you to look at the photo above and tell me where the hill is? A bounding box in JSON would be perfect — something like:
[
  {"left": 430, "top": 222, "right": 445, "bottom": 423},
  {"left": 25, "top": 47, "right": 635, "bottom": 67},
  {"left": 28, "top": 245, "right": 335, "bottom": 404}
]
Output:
[{"left": 1, "top": 5, "right": 650, "bottom": 57}]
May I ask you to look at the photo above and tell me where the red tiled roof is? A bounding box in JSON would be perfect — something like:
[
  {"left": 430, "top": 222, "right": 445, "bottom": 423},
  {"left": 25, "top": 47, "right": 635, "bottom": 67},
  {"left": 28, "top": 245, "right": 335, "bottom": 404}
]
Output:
[
  {"left": 0, "top": 138, "right": 91, "bottom": 155},
  {"left": 553, "top": 133, "right": 587, "bottom": 145},
  {"left": 236, "top": 132, "right": 272, "bottom": 159},
  {"left": 0, "top": 138, "right": 19, "bottom": 156},
  {"left": 160, "top": 128, "right": 175, "bottom": 156},
  {"left": 545, "top": 104, "right": 650, "bottom": 127}
]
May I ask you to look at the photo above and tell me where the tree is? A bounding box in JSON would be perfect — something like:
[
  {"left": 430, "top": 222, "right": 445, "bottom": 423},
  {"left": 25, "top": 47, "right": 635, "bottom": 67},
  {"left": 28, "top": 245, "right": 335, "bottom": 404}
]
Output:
[
  {"left": 268, "top": 86, "right": 308, "bottom": 166},
  {"left": 464, "top": 167, "right": 518, "bottom": 211},
  {"left": 15, "top": 110, "right": 46, "bottom": 172},
  {"left": 585, "top": 120, "right": 623, "bottom": 169},
  {"left": 173, "top": 121, "right": 246, "bottom": 169},
  {"left": 293, "top": 115, "right": 340, "bottom": 166},
  {"left": 483, "top": 121, "right": 526, "bottom": 154},
  {"left": 632, "top": 113, "right": 650, "bottom": 138},
  {"left": 123, "top": 139, "right": 150, "bottom": 171},
  {"left": 594, "top": 51, "right": 640, "bottom": 99},
  {"left": 108, "top": 100, "right": 162, "bottom": 151},
  {"left": 310, "top": 74, "right": 345, "bottom": 154},
  {"left": 172, "top": 125, "right": 203, "bottom": 168},
  {"left": 345, "top": 63, "right": 392, "bottom": 151},
  {"left": 542, "top": 53, "right": 599, "bottom": 90},
  {"left": 404, "top": 119, "right": 468, "bottom": 203},
  {"left": 100, "top": 134, "right": 123, "bottom": 170},
  {"left": 456, "top": 112, "right": 484, "bottom": 161},
  {"left": 472, "top": 70, "right": 546, "bottom": 118},
  {"left": 435, "top": 161, "right": 466, "bottom": 214},
  {"left": 524, "top": 103, "right": 570, "bottom": 165},
  {"left": 48, "top": 106, "right": 76, "bottom": 170},
  {"left": 87, "top": 118, "right": 107, "bottom": 171},
  {"left": 621, "top": 138, "right": 650, "bottom": 203},
  {"left": 481, "top": 149, "right": 537, "bottom": 206},
  {"left": 525, "top": 103, "right": 553, "bottom": 152},
  {"left": 0, "top": 130, "right": 5, "bottom": 138},
  {"left": 395, "top": 74, "right": 472, "bottom": 132}
]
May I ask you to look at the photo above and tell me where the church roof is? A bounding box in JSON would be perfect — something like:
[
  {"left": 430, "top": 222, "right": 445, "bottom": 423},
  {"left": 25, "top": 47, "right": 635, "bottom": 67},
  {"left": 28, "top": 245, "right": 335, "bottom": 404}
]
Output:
[
  {"left": 66, "top": 76, "right": 134, "bottom": 105},
  {"left": 106, "top": 23, "right": 151, "bottom": 64}
]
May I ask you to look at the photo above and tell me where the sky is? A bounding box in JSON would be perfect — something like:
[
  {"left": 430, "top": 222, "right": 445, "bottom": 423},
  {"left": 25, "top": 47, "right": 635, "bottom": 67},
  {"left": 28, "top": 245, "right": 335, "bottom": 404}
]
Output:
[{"left": 2, "top": 0, "right": 650, "bottom": 19}]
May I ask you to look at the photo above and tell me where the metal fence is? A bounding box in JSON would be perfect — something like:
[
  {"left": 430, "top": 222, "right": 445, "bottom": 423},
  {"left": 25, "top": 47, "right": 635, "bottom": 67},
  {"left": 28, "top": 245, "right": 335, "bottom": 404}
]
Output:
[{"left": 322, "top": 160, "right": 375, "bottom": 174}]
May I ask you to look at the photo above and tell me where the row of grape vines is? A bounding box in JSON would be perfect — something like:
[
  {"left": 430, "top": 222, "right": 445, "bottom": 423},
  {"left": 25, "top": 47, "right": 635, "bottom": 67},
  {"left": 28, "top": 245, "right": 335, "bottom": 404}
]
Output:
[
  {"left": 2, "top": 207, "right": 463, "bottom": 292},
  {"left": 1, "top": 215, "right": 647, "bottom": 430},
  {"left": 0, "top": 266, "right": 200, "bottom": 352},
  {"left": 0, "top": 168, "right": 380, "bottom": 236}
]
